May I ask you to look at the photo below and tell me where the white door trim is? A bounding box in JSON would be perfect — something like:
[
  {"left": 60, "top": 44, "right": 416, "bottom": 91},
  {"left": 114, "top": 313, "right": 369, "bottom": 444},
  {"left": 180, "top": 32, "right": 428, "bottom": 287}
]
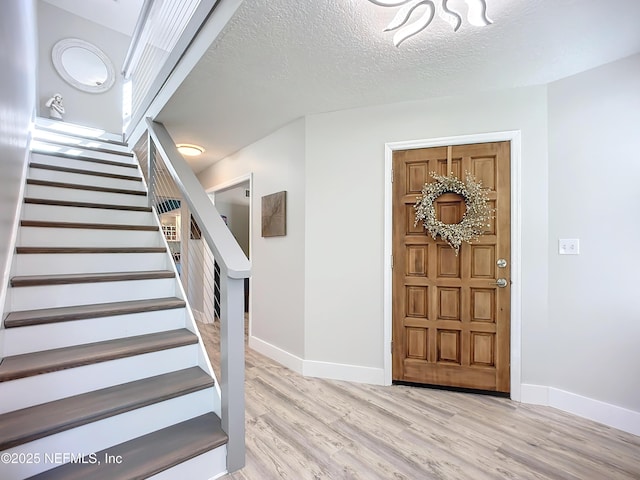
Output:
[
  {"left": 383, "top": 131, "right": 522, "bottom": 401},
  {"left": 206, "top": 172, "right": 253, "bottom": 338}
]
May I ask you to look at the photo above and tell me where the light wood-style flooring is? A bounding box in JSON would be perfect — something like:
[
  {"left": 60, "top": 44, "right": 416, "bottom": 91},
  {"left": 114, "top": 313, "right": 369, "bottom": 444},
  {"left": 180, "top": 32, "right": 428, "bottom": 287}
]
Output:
[{"left": 198, "top": 322, "right": 640, "bottom": 479}]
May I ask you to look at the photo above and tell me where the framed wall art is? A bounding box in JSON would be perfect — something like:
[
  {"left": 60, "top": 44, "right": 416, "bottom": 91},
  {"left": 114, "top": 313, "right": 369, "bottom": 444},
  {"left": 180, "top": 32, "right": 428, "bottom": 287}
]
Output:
[{"left": 261, "top": 191, "right": 286, "bottom": 237}]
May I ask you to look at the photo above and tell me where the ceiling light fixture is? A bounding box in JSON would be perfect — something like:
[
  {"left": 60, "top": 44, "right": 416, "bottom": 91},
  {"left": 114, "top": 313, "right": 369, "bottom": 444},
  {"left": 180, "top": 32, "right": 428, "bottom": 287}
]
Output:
[
  {"left": 176, "top": 144, "right": 205, "bottom": 156},
  {"left": 369, "top": 0, "right": 492, "bottom": 46}
]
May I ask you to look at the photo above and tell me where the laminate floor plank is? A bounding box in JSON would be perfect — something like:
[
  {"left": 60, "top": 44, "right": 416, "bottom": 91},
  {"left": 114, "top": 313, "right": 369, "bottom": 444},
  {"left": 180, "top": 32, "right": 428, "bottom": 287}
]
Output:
[
  {"left": 547, "top": 430, "right": 639, "bottom": 474},
  {"left": 247, "top": 417, "right": 319, "bottom": 480},
  {"left": 254, "top": 383, "right": 353, "bottom": 459},
  {"left": 397, "top": 426, "right": 497, "bottom": 480},
  {"left": 197, "top": 320, "right": 640, "bottom": 480}
]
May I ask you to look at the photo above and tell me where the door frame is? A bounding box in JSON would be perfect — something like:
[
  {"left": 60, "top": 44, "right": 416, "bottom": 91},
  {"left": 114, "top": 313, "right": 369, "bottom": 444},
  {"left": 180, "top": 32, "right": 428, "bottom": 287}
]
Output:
[
  {"left": 383, "top": 131, "right": 522, "bottom": 401},
  {"left": 206, "top": 172, "right": 253, "bottom": 337}
]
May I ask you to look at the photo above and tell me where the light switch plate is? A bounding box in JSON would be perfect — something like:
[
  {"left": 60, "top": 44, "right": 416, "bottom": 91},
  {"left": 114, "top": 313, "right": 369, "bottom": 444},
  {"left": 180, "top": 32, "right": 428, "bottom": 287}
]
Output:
[{"left": 559, "top": 238, "right": 580, "bottom": 255}]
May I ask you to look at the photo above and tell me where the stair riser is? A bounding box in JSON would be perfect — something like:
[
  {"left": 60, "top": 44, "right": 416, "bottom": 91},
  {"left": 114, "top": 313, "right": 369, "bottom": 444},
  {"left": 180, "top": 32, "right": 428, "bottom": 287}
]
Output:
[
  {"left": 29, "top": 168, "right": 144, "bottom": 192},
  {"left": 31, "top": 146, "right": 135, "bottom": 164},
  {"left": 14, "top": 252, "right": 170, "bottom": 276},
  {"left": 32, "top": 123, "right": 127, "bottom": 147},
  {"left": 0, "top": 345, "right": 199, "bottom": 413},
  {"left": 22, "top": 203, "right": 156, "bottom": 226},
  {"left": 4, "top": 308, "right": 187, "bottom": 356},
  {"left": 25, "top": 184, "right": 149, "bottom": 207},
  {"left": 31, "top": 152, "right": 139, "bottom": 177},
  {"left": 1, "top": 388, "right": 216, "bottom": 479},
  {"left": 22, "top": 203, "right": 155, "bottom": 226},
  {"left": 18, "top": 227, "right": 163, "bottom": 248},
  {"left": 10, "top": 278, "right": 176, "bottom": 311},
  {"left": 148, "top": 447, "right": 227, "bottom": 480}
]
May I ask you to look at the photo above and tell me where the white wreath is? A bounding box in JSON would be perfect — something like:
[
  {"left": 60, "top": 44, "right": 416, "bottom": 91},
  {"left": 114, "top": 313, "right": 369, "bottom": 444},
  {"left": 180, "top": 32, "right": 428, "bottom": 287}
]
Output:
[{"left": 414, "top": 172, "right": 493, "bottom": 254}]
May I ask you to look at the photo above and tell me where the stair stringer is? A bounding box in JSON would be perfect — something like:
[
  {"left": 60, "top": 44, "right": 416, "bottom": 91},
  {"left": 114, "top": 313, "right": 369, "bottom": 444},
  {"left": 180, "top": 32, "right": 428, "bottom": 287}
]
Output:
[{"left": 0, "top": 139, "right": 32, "bottom": 362}]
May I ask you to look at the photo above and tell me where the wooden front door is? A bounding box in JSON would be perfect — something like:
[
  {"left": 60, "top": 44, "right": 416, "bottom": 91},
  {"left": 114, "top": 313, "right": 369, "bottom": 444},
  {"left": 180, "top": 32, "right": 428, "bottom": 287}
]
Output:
[{"left": 392, "top": 141, "right": 511, "bottom": 392}]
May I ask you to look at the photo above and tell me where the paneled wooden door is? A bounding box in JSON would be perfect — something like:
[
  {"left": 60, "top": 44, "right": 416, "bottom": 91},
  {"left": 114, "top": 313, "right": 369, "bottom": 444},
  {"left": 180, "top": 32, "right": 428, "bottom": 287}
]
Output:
[{"left": 392, "top": 142, "right": 511, "bottom": 392}]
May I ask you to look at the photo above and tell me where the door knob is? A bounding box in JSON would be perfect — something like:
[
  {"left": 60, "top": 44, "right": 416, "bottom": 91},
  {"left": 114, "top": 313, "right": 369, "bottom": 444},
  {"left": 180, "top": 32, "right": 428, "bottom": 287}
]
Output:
[{"left": 491, "top": 278, "right": 508, "bottom": 288}]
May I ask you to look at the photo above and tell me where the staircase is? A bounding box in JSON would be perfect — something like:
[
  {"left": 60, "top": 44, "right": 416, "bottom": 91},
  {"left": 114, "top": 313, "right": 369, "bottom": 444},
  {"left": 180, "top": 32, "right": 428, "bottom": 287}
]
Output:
[{"left": 0, "top": 128, "right": 228, "bottom": 479}]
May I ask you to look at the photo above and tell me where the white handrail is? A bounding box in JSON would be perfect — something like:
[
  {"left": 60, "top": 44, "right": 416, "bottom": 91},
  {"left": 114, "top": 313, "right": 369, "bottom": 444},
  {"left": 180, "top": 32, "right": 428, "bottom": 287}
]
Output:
[
  {"left": 121, "top": 0, "right": 155, "bottom": 78},
  {"left": 146, "top": 118, "right": 250, "bottom": 279}
]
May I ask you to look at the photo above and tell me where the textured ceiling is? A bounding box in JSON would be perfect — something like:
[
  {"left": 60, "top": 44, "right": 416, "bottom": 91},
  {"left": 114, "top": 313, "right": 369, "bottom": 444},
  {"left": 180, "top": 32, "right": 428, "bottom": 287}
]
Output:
[{"left": 156, "top": 0, "right": 640, "bottom": 172}]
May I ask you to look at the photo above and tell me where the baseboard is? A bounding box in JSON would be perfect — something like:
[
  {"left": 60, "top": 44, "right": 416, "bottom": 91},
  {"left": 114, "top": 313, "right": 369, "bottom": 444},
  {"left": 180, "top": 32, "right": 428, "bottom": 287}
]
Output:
[
  {"left": 520, "top": 383, "right": 549, "bottom": 405},
  {"left": 521, "top": 384, "right": 640, "bottom": 436},
  {"left": 248, "top": 336, "right": 304, "bottom": 374},
  {"left": 248, "top": 336, "right": 385, "bottom": 385},
  {"left": 303, "top": 359, "right": 385, "bottom": 385}
]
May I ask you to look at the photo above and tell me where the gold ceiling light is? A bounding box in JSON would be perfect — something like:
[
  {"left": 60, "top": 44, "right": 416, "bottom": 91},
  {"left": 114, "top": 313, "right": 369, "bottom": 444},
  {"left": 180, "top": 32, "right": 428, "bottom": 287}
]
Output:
[
  {"left": 368, "top": 0, "right": 492, "bottom": 46},
  {"left": 176, "top": 143, "right": 205, "bottom": 156}
]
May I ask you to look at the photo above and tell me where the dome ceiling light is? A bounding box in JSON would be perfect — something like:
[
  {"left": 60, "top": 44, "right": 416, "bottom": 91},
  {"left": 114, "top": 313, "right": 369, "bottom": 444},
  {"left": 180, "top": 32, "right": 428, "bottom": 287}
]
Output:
[
  {"left": 368, "top": 0, "right": 492, "bottom": 46},
  {"left": 176, "top": 143, "right": 205, "bottom": 156}
]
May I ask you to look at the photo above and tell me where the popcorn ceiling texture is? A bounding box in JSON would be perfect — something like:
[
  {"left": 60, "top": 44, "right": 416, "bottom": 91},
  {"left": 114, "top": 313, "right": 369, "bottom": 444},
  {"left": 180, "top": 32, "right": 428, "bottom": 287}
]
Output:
[{"left": 157, "top": 0, "right": 640, "bottom": 170}]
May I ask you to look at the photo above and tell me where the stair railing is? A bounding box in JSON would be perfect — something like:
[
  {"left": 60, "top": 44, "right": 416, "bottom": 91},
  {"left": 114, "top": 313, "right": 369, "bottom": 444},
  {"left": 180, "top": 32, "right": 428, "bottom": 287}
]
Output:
[
  {"left": 145, "top": 118, "right": 249, "bottom": 472},
  {"left": 122, "top": 0, "right": 221, "bottom": 137}
]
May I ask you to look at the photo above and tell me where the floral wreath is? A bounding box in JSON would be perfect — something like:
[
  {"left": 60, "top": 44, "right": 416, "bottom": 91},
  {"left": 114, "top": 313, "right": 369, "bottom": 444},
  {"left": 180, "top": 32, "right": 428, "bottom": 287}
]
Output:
[{"left": 414, "top": 172, "right": 493, "bottom": 254}]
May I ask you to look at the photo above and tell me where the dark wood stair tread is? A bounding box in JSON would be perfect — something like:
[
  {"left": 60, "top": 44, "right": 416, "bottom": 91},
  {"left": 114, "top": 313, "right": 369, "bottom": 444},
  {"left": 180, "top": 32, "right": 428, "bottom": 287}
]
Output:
[
  {"left": 11, "top": 270, "right": 174, "bottom": 287},
  {"left": 0, "top": 329, "right": 198, "bottom": 382},
  {"left": 24, "top": 198, "right": 152, "bottom": 212},
  {"left": 30, "top": 162, "right": 142, "bottom": 181},
  {"left": 0, "top": 367, "right": 214, "bottom": 451},
  {"left": 16, "top": 246, "right": 166, "bottom": 254},
  {"left": 20, "top": 220, "right": 158, "bottom": 231},
  {"left": 27, "top": 413, "right": 227, "bottom": 480},
  {"left": 4, "top": 297, "right": 186, "bottom": 328},
  {"left": 27, "top": 179, "right": 147, "bottom": 196}
]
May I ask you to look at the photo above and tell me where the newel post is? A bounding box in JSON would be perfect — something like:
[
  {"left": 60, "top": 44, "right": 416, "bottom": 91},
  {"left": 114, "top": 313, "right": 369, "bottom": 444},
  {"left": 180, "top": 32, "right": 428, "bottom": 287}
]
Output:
[{"left": 220, "top": 274, "right": 246, "bottom": 472}]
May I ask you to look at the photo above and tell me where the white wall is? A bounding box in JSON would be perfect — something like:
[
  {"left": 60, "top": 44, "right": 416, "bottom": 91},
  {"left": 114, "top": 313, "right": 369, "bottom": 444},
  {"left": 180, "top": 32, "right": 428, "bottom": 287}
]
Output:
[
  {"left": 215, "top": 185, "right": 250, "bottom": 258},
  {"left": 1, "top": 0, "right": 37, "bottom": 357},
  {"left": 548, "top": 54, "right": 640, "bottom": 412},
  {"left": 304, "top": 88, "right": 550, "bottom": 385},
  {"left": 198, "top": 118, "right": 306, "bottom": 359},
  {"left": 37, "top": 1, "right": 130, "bottom": 133}
]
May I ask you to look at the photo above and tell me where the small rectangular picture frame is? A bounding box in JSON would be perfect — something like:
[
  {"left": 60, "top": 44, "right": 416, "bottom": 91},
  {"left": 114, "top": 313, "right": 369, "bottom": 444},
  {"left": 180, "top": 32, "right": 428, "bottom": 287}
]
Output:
[{"left": 261, "top": 191, "right": 286, "bottom": 237}]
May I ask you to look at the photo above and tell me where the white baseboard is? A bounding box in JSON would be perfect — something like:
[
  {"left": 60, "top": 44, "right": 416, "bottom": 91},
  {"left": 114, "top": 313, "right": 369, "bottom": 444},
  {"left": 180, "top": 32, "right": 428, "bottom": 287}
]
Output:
[
  {"left": 521, "top": 384, "right": 640, "bottom": 436},
  {"left": 248, "top": 336, "right": 304, "bottom": 374},
  {"left": 249, "top": 336, "right": 385, "bottom": 385},
  {"left": 520, "top": 383, "right": 549, "bottom": 406},
  {"left": 303, "top": 359, "right": 385, "bottom": 385}
]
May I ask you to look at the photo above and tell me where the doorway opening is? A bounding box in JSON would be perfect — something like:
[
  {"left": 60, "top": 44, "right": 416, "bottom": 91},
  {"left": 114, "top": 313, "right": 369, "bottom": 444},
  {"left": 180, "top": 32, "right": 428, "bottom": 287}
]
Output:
[{"left": 207, "top": 174, "right": 252, "bottom": 336}]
